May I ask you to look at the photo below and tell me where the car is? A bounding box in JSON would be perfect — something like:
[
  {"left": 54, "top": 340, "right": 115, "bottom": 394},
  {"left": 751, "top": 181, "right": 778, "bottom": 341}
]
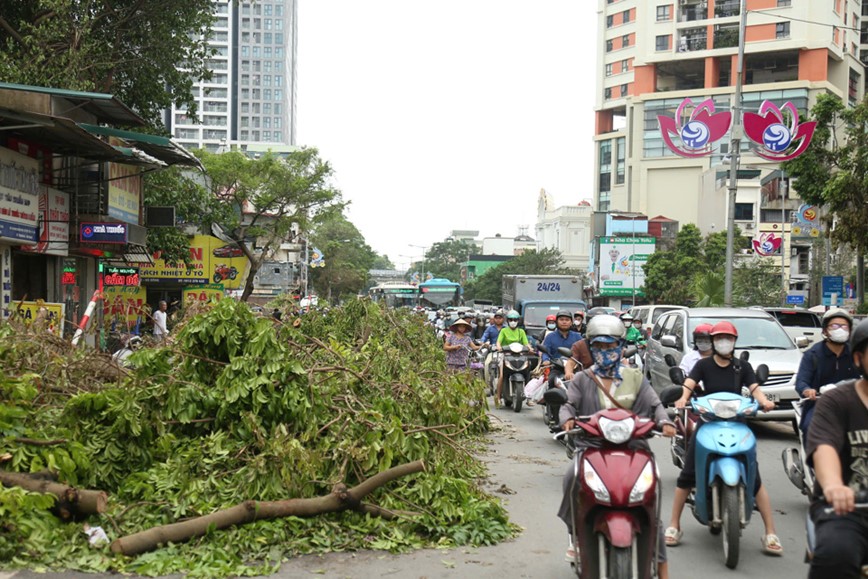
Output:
[
  {"left": 754, "top": 307, "right": 822, "bottom": 348},
  {"left": 629, "top": 304, "right": 687, "bottom": 339},
  {"left": 212, "top": 244, "right": 244, "bottom": 258},
  {"left": 644, "top": 307, "right": 804, "bottom": 423}
]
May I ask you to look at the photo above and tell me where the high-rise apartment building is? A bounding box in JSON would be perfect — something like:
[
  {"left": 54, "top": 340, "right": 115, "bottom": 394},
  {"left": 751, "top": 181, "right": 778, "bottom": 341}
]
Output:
[
  {"left": 167, "top": 0, "right": 298, "bottom": 152},
  {"left": 593, "top": 0, "right": 866, "bottom": 295}
]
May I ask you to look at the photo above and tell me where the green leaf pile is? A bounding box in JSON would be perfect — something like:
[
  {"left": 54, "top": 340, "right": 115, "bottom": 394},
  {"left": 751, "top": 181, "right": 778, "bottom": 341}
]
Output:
[{"left": 0, "top": 299, "right": 515, "bottom": 576}]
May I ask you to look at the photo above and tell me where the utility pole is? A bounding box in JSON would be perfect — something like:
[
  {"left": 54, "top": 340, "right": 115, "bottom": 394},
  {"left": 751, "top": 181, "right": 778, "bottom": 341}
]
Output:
[{"left": 724, "top": 0, "right": 748, "bottom": 307}]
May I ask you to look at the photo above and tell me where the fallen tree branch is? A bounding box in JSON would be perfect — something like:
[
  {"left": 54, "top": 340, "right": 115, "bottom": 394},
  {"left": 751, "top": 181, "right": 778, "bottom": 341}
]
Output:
[
  {"left": 110, "top": 459, "right": 426, "bottom": 556},
  {"left": 13, "top": 437, "right": 67, "bottom": 446},
  {"left": 0, "top": 471, "right": 107, "bottom": 519}
]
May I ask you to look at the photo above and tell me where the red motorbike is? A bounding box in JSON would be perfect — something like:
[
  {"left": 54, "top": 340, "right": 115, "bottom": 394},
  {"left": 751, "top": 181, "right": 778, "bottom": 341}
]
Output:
[
  {"left": 213, "top": 264, "right": 238, "bottom": 283},
  {"left": 556, "top": 408, "right": 661, "bottom": 579}
]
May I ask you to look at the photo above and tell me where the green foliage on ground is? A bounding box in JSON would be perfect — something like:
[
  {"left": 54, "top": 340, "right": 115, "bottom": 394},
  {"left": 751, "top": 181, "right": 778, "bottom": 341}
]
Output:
[{"left": 0, "top": 299, "right": 515, "bottom": 576}]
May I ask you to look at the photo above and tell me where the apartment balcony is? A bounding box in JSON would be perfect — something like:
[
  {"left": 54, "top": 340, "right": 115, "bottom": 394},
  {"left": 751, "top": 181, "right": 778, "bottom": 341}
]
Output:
[
  {"left": 714, "top": 26, "right": 739, "bottom": 49},
  {"left": 677, "top": 31, "right": 707, "bottom": 52},
  {"left": 678, "top": 0, "right": 708, "bottom": 22},
  {"left": 714, "top": 0, "right": 740, "bottom": 18}
]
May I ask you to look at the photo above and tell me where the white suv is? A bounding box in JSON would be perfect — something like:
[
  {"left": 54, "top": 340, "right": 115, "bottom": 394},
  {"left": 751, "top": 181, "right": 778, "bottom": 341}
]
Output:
[
  {"left": 630, "top": 305, "right": 687, "bottom": 339},
  {"left": 645, "top": 307, "right": 804, "bottom": 422}
]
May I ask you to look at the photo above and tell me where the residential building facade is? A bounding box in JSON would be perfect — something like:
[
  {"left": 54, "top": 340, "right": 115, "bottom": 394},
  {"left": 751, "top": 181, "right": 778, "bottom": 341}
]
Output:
[
  {"left": 535, "top": 189, "right": 593, "bottom": 270},
  {"left": 167, "top": 0, "right": 298, "bottom": 152}
]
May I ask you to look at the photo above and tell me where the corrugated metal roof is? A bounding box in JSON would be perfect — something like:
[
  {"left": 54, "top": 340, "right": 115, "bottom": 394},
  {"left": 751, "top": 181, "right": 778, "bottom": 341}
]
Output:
[
  {"left": 0, "top": 82, "right": 145, "bottom": 126},
  {"left": 79, "top": 123, "right": 201, "bottom": 168}
]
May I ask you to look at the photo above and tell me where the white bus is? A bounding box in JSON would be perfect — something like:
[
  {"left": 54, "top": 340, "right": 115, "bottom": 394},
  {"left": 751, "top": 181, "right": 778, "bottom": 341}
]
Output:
[{"left": 368, "top": 282, "right": 418, "bottom": 308}]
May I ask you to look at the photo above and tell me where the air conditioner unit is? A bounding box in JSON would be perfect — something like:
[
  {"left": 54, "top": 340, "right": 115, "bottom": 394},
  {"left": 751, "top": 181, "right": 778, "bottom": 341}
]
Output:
[{"left": 744, "top": 222, "right": 755, "bottom": 230}]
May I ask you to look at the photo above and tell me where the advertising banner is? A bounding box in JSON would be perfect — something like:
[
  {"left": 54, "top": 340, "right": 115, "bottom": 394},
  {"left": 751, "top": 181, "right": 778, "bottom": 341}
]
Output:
[
  {"left": 103, "top": 285, "right": 148, "bottom": 328},
  {"left": 103, "top": 266, "right": 140, "bottom": 287},
  {"left": 80, "top": 222, "right": 128, "bottom": 244},
  {"left": 14, "top": 300, "right": 65, "bottom": 334},
  {"left": 0, "top": 147, "right": 39, "bottom": 244},
  {"left": 22, "top": 186, "right": 69, "bottom": 256},
  {"left": 183, "top": 284, "right": 225, "bottom": 305},
  {"left": 107, "top": 138, "right": 141, "bottom": 224},
  {"left": 598, "top": 236, "right": 656, "bottom": 297},
  {"left": 140, "top": 235, "right": 249, "bottom": 288}
]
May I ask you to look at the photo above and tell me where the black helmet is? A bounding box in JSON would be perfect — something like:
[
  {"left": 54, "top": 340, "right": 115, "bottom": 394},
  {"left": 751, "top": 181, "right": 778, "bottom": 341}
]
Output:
[
  {"left": 850, "top": 319, "right": 868, "bottom": 353},
  {"left": 556, "top": 309, "right": 573, "bottom": 320}
]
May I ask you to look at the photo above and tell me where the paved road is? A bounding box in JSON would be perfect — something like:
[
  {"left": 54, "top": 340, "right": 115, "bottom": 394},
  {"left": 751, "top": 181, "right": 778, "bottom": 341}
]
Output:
[{"left": 1, "top": 401, "right": 814, "bottom": 579}]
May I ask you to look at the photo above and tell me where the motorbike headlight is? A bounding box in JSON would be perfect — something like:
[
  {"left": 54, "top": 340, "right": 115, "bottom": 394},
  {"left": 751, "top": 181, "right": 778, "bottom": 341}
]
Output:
[
  {"left": 628, "top": 461, "right": 655, "bottom": 504},
  {"left": 709, "top": 399, "right": 740, "bottom": 419},
  {"left": 598, "top": 416, "right": 635, "bottom": 445},
  {"left": 582, "top": 459, "right": 611, "bottom": 504}
]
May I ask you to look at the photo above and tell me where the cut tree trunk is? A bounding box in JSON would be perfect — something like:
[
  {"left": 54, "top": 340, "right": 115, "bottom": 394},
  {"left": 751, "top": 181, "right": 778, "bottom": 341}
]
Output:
[
  {"left": 0, "top": 471, "right": 108, "bottom": 520},
  {"left": 111, "top": 459, "right": 426, "bottom": 556}
]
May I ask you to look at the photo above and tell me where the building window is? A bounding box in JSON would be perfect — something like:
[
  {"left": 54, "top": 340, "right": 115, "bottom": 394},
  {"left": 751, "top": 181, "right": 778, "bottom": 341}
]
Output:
[
  {"left": 600, "top": 140, "right": 612, "bottom": 167},
  {"left": 265, "top": 18, "right": 272, "bottom": 29},
  {"left": 656, "top": 35, "right": 669, "bottom": 51},
  {"left": 264, "top": 33, "right": 272, "bottom": 44},
  {"left": 275, "top": 33, "right": 284, "bottom": 45},
  {"left": 264, "top": 131, "right": 271, "bottom": 141},
  {"left": 622, "top": 9, "right": 630, "bottom": 23},
  {"left": 615, "top": 137, "right": 626, "bottom": 185},
  {"left": 241, "top": 46, "right": 249, "bottom": 57},
  {"left": 264, "top": 4, "right": 272, "bottom": 15},
  {"left": 604, "top": 87, "right": 612, "bottom": 99},
  {"left": 734, "top": 203, "right": 754, "bottom": 221},
  {"left": 622, "top": 34, "right": 630, "bottom": 47},
  {"left": 607, "top": 15, "right": 614, "bottom": 28},
  {"left": 777, "top": 0, "right": 791, "bottom": 5},
  {"left": 606, "top": 39, "right": 614, "bottom": 52},
  {"left": 599, "top": 172, "right": 611, "bottom": 192},
  {"left": 275, "top": 19, "right": 283, "bottom": 30},
  {"left": 621, "top": 59, "right": 630, "bottom": 72},
  {"left": 657, "top": 5, "right": 671, "bottom": 21},
  {"left": 275, "top": 5, "right": 283, "bottom": 16},
  {"left": 620, "top": 83, "right": 628, "bottom": 96},
  {"left": 776, "top": 22, "right": 790, "bottom": 38},
  {"left": 263, "top": 89, "right": 272, "bottom": 100},
  {"left": 274, "top": 117, "right": 281, "bottom": 128},
  {"left": 274, "top": 103, "right": 281, "bottom": 114},
  {"left": 275, "top": 89, "right": 282, "bottom": 100},
  {"left": 274, "top": 131, "right": 282, "bottom": 141},
  {"left": 606, "top": 63, "right": 613, "bottom": 76}
]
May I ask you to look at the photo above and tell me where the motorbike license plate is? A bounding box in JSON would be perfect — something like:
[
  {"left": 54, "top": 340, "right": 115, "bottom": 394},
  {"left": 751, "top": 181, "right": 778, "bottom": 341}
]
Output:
[{"left": 765, "top": 393, "right": 779, "bottom": 402}]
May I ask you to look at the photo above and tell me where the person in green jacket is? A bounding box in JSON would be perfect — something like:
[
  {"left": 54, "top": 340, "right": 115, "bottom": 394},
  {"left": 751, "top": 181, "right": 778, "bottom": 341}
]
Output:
[
  {"left": 494, "top": 309, "right": 532, "bottom": 408},
  {"left": 621, "top": 313, "right": 646, "bottom": 345}
]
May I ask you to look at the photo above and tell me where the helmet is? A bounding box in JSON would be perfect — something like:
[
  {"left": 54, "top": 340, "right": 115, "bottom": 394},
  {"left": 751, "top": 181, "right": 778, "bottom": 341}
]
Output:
[
  {"left": 506, "top": 310, "right": 520, "bottom": 320},
  {"left": 710, "top": 321, "right": 738, "bottom": 338},
  {"left": 463, "top": 311, "right": 474, "bottom": 319},
  {"left": 128, "top": 335, "right": 143, "bottom": 349},
  {"left": 556, "top": 309, "right": 573, "bottom": 320},
  {"left": 822, "top": 308, "right": 853, "bottom": 330},
  {"left": 545, "top": 314, "right": 557, "bottom": 322},
  {"left": 692, "top": 323, "right": 713, "bottom": 339},
  {"left": 620, "top": 313, "right": 634, "bottom": 322},
  {"left": 850, "top": 319, "right": 868, "bottom": 353},
  {"left": 493, "top": 309, "right": 505, "bottom": 317},
  {"left": 574, "top": 311, "right": 585, "bottom": 318},
  {"left": 586, "top": 314, "right": 626, "bottom": 343}
]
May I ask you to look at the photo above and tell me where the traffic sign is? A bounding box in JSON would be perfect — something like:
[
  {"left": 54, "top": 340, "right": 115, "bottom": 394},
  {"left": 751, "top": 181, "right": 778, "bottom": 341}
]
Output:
[
  {"left": 822, "top": 276, "right": 844, "bottom": 306},
  {"left": 786, "top": 294, "right": 805, "bottom": 305}
]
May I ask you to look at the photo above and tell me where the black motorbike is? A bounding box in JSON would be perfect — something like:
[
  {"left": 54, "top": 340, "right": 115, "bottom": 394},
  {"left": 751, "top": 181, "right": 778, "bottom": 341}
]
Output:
[
  {"left": 537, "top": 345, "right": 580, "bottom": 434},
  {"left": 501, "top": 342, "right": 539, "bottom": 413}
]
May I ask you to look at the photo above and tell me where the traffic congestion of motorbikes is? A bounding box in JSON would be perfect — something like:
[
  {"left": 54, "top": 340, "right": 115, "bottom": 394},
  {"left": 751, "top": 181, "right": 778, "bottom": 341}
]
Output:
[{"left": 428, "top": 304, "right": 868, "bottom": 579}]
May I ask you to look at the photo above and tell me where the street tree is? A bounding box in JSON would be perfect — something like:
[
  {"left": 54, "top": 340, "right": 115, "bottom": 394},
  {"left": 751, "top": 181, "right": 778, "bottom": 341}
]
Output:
[
  {"left": 783, "top": 93, "right": 868, "bottom": 307},
  {"left": 422, "top": 238, "right": 477, "bottom": 281},
  {"left": 371, "top": 254, "right": 395, "bottom": 270},
  {"left": 310, "top": 212, "right": 376, "bottom": 303},
  {"left": 642, "top": 224, "right": 704, "bottom": 304},
  {"left": 0, "top": 0, "right": 216, "bottom": 125},
  {"left": 201, "top": 148, "right": 342, "bottom": 302},
  {"left": 465, "top": 248, "right": 568, "bottom": 303}
]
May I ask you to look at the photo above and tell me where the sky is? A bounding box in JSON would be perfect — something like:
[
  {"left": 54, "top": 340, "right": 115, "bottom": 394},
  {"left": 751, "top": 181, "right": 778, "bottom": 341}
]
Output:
[{"left": 296, "top": 1, "right": 598, "bottom": 269}]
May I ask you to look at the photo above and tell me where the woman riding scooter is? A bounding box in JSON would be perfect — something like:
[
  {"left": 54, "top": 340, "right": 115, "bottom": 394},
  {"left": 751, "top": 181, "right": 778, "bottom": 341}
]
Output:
[{"left": 557, "top": 314, "right": 675, "bottom": 577}]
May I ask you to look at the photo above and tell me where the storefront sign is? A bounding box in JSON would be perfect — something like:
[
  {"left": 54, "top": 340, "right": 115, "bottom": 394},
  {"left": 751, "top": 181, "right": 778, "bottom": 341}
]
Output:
[
  {"left": 14, "top": 300, "right": 65, "bottom": 334},
  {"left": 104, "top": 285, "right": 147, "bottom": 328},
  {"left": 183, "top": 284, "right": 225, "bottom": 305},
  {"left": 22, "top": 186, "right": 69, "bottom": 256},
  {"left": 0, "top": 147, "right": 39, "bottom": 244},
  {"left": 80, "top": 222, "right": 128, "bottom": 244},
  {"left": 107, "top": 146, "right": 141, "bottom": 224},
  {"left": 61, "top": 264, "right": 76, "bottom": 285},
  {"left": 598, "top": 236, "right": 657, "bottom": 297},
  {"left": 103, "top": 266, "right": 139, "bottom": 287},
  {"left": 140, "top": 235, "right": 249, "bottom": 288}
]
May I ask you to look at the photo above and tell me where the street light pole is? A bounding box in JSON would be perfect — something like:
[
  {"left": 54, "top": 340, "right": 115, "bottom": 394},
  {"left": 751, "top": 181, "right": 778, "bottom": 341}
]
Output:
[
  {"left": 409, "top": 244, "right": 428, "bottom": 283},
  {"left": 724, "top": 0, "right": 748, "bottom": 307}
]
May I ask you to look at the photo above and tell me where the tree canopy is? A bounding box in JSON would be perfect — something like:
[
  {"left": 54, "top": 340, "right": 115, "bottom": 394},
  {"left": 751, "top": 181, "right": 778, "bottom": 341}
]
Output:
[
  {"left": 419, "top": 239, "right": 477, "bottom": 282},
  {"left": 464, "top": 248, "right": 570, "bottom": 302},
  {"left": 309, "top": 212, "right": 377, "bottom": 303}
]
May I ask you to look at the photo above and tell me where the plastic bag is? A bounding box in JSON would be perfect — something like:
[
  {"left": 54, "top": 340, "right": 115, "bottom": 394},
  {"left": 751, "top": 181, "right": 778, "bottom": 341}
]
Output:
[
  {"left": 83, "top": 524, "right": 109, "bottom": 547},
  {"left": 524, "top": 376, "right": 546, "bottom": 401}
]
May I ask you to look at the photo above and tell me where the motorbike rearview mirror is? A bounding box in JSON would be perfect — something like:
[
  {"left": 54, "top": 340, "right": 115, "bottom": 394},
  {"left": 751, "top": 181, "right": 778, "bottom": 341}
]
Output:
[
  {"left": 664, "top": 354, "right": 677, "bottom": 368},
  {"left": 755, "top": 363, "right": 769, "bottom": 385},
  {"left": 739, "top": 351, "right": 750, "bottom": 363},
  {"left": 536, "top": 344, "right": 549, "bottom": 354},
  {"left": 622, "top": 345, "right": 638, "bottom": 358},
  {"left": 795, "top": 336, "right": 810, "bottom": 348},
  {"left": 668, "top": 366, "right": 686, "bottom": 386},
  {"left": 660, "top": 335, "right": 677, "bottom": 348},
  {"left": 659, "top": 385, "right": 683, "bottom": 405},
  {"left": 557, "top": 346, "right": 573, "bottom": 358}
]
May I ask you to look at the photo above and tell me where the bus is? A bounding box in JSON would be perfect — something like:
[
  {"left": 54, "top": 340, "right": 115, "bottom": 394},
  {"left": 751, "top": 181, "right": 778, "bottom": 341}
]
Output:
[
  {"left": 368, "top": 282, "right": 419, "bottom": 308},
  {"left": 418, "top": 278, "right": 462, "bottom": 309}
]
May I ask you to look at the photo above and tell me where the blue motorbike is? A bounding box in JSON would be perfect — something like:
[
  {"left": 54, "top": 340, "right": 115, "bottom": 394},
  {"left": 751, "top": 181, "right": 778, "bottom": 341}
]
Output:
[{"left": 662, "top": 362, "right": 768, "bottom": 570}]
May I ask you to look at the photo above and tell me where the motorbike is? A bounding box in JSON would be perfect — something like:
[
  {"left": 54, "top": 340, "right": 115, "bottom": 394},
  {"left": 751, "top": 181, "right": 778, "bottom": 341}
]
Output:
[
  {"left": 556, "top": 408, "right": 662, "bottom": 579},
  {"left": 213, "top": 264, "right": 238, "bottom": 283},
  {"left": 661, "top": 361, "right": 770, "bottom": 570},
  {"left": 501, "top": 342, "right": 540, "bottom": 413},
  {"left": 466, "top": 340, "right": 486, "bottom": 379},
  {"left": 804, "top": 490, "right": 868, "bottom": 574}
]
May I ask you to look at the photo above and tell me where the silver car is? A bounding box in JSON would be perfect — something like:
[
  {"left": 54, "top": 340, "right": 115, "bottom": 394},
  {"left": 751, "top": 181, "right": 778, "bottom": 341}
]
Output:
[{"left": 645, "top": 307, "right": 805, "bottom": 422}]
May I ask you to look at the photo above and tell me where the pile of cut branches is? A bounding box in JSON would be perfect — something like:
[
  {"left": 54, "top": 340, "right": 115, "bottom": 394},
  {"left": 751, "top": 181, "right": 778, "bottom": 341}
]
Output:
[{"left": 0, "top": 299, "right": 514, "bottom": 577}]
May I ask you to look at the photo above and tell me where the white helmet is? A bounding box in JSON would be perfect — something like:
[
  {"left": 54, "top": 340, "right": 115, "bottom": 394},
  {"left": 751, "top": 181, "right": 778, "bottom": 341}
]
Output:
[{"left": 586, "top": 314, "right": 626, "bottom": 343}]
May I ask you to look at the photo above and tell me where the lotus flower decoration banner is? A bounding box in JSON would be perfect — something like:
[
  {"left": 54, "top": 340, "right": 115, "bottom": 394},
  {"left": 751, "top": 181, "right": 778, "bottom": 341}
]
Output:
[
  {"left": 657, "top": 98, "right": 815, "bottom": 161},
  {"left": 751, "top": 232, "right": 783, "bottom": 256},
  {"left": 657, "top": 98, "right": 732, "bottom": 158},
  {"left": 743, "top": 101, "right": 816, "bottom": 162}
]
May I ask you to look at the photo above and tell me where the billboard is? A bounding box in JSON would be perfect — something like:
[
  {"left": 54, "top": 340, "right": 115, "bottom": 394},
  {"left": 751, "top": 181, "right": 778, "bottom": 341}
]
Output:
[
  {"left": 139, "top": 235, "right": 249, "bottom": 288},
  {"left": 598, "top": 236, "right": 656, "bottom": 297}
]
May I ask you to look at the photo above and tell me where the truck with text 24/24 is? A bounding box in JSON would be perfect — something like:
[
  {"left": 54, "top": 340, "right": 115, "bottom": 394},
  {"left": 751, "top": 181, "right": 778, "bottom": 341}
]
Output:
[{"left": 501, "top": 275, "right": 586, "bottom": 334}]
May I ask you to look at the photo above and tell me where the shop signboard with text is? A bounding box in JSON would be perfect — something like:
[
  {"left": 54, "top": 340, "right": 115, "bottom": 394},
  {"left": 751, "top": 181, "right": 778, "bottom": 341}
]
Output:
[
  {"left": 22, "top": 186, "right": 69, "bottom": 256},
  {"left": 0, "top": 147, "right": 39, "bottom": 244},
  {"left": 139, "top": 235, "right": 249, "bottom": 288},
  {"left": 14, "top": 301, "right": 64, "bottom": 334},
  {"left": 80, "top": 222, "right": 128, "bottom": 244},
  {"left": 107, "top": 138, "right": 141, "bottom": 224},
  {"left": 104, "top": 285, "right": 147, "bottom": 328},
  {"left": 598, "top": 236, "right": 656, "bottom": 297}
]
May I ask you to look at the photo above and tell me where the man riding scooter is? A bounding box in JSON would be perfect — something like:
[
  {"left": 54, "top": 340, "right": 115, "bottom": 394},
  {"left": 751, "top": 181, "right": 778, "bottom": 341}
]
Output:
[
  {"left": 535, "top": 310, "right": 582, "bottom": 410},
  {"left": 557, "top": 314, "right": 675, "bottom": 577}
]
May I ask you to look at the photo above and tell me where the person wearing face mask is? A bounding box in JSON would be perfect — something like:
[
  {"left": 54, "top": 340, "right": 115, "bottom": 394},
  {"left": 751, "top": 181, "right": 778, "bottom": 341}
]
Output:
[
  {"left": 795, "top": 308, "right": 859, "bottom": 442},
  {"left": 557, "top": 314, "right": 675, "bottom": 576},
  {"left": 494, "top": 310, "right": 532, "bottom": 407},
  {"left": 678, "top": 323, "right": 715, "bottom": 380},
  {"left": 805, "top": 318, "right": 868, "bottom": 579},
  {"left": 621, "top": 313, "right": 645, "bottom": 345},
  {"left": 539, "top": 314, "right": 558, "bottom": 342},
  {"left": 665, "top": 321, "right": 782, "bottom": 555}
]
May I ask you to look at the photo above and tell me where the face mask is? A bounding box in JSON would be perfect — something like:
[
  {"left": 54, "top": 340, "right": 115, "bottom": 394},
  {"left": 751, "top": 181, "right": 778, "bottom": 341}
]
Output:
[
  {"left": 508, "top": 321, "right": 519, "bottom": 329},
  {"left": 828, "top": 328, "right": 850, "bottom": 344},
  {"left": 714, "top": 338, "right": 735, "bottom": 356},
  {"left": 591, "top": 345, "right": 623, "bottom": 379},
  {"left": 695, "top": 339, "right": 712, "bottom": 352},
  {"left": 633, "top": 323, "right": 642, "bottom": 329},
  {"left": 546, "top": 323, "right": 556, "bottom": 330}
]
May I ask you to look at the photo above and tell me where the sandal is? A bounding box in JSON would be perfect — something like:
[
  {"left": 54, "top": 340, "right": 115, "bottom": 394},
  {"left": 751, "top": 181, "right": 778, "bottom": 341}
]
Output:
[
  {"left": 761, "top": 534, "right": 783, "bottom": 556},
  {"left": 664, "top": 527, "right": 682, "bottom": 547}
]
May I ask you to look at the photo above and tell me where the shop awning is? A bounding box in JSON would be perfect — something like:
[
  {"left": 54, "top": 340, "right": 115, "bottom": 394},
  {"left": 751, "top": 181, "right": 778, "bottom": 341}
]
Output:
[
  {"left": 0, "top": 82, "right": 145, "bottom": 126},
  {"left": 79, "top": 124, "right": 201, "bottom": 168}
]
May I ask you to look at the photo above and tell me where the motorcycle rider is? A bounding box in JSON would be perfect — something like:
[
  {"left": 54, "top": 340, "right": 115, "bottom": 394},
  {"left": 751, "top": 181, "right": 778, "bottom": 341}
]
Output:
[
  {"left": 806, "top": 318, "right": 868, "bottom": 579},
  {"left": 665, "top": 321, "right": 782, "bottom": 555},
  {"left": 622, "top": 313, "right": 645, "bottom": 345},
  {"left": 796, "top": 308, "right": 858, "bottom": 441},
  {"left": 678, "top": 323, "right": 714, "bottom": 378},
  {"left": 481, "top": 310, "right": 505, "bottom": 385},
  {"left": 573, "top": 311, "right": 586, "bottom": 335},
  {"left": 495, "top": 310, "right": 532, "bottom": 408},
  {"left": 537, "top": 314, "right": 558, "bottom": 343},
  {"left": 557, "top": 314, "right": 675, "bottom": 577},
  {"left": 542, "top": 309, "right": 582, "bottom": 381}
]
